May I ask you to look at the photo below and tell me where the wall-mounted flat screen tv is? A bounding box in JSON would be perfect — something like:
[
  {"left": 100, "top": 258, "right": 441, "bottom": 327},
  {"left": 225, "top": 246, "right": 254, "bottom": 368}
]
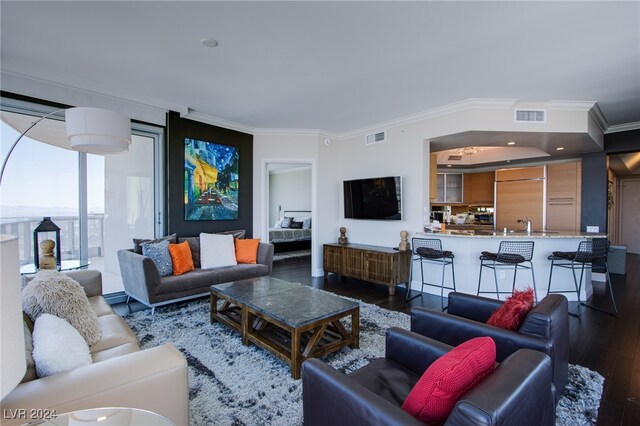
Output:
[{"left": 344, "top": 176, "right": 402, "bottom": 220}]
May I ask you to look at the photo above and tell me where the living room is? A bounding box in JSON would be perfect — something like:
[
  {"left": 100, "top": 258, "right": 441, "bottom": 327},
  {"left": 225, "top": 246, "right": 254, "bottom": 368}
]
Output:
[{"left": 1, "top": 1, "right": 639, "bottom": 425}]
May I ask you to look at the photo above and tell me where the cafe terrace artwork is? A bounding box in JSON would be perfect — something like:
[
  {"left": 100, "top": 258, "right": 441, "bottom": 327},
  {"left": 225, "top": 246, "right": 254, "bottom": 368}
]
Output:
[{"left": 184, "top": 138, "right": 239, "bottom": 221}]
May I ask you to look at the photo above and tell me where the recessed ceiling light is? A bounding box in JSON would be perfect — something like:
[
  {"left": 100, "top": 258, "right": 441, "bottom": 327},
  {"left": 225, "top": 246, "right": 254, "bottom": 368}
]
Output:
[
  {"left": 201, "top": 38, "right": 219, "bottom": 48},
  {"left": 556, "top": 147, "right": 565, "bottom": 151},
  {"left": 446, "top": 164, "right": 452, "bottom": 167},
  {"left": 507, "top": 141, "right": 516, "bottom": 145}
]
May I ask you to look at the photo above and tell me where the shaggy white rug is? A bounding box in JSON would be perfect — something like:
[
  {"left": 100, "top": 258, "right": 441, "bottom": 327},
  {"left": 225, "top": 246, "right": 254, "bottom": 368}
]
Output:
[{"left": 124, "top": 296, "right": 603, "bottom": 426}]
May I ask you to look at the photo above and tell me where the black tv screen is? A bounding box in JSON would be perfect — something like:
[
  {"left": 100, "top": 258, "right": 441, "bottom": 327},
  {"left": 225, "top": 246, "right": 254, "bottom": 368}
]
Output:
[{"left": 344, "top": 176, "right": 402, "bottom": 220}]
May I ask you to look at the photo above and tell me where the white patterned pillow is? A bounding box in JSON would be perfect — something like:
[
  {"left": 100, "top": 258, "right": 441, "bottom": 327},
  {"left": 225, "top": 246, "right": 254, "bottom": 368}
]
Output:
[
  {"left": 200, "top": 233, "right": 237, "bottom": 269},
  {"left": 32, "top": 314, "right": 92, "bottom": 377},
  {"left": 22, "top": 270, "right": 101, "bottom": 346},
  {"left": 142, "top": 239, "right": 173, "bottom": 277}
]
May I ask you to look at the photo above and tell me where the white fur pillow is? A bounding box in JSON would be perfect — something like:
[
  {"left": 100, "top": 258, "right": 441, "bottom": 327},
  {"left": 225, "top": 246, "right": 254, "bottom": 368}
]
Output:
[
  {"left": 200, "top": 233, "right": 238, "bottom": 269},
  {"left": 32, "top": 314, "right": 92, "bottom": 377},
  {"left": 22, "top": 270, "right": 101, "bottom": 346}
]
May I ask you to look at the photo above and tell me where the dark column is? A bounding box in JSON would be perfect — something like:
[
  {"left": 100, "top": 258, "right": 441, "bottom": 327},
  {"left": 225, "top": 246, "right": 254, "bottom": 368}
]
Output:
[{"left": 580, "top": 152, "right": 607, "bottom": 233}]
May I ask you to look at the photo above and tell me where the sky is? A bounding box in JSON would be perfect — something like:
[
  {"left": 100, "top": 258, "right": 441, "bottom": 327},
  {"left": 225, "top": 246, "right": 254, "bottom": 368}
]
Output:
[{"left": 0, "top": 120, "right": 105, "bottom": 216}]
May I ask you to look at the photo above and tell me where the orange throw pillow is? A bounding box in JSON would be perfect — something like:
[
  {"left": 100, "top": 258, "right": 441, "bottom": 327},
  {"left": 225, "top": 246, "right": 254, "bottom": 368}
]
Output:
[
  {"left": 168, "top": 241, "right": 195, "bottom": 275},
  {"left": 235, "top": 238, "right": 260, "bottom": 264}
]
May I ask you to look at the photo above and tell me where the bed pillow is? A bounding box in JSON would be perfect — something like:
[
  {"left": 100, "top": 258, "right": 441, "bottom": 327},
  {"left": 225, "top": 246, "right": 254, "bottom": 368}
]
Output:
[
  {"left": 142, "top": 239, "right": 173, "bottom": 277},
  {"left": 289, "top": 221, "right": 303, "bottom": 229},
  {"left": 200, "top": 233, "right": 238, "bottom": 269},
  {"left": 280, "top": 217, "right": 293, "bottom": 228},
  {"left": 302, "top": 217, "right": 312, "bottom": 229},
  {"left": 402, "top": 336, "right": 496, "bottom": 423},
  {"left": 235, "top": 238, "right": 261, "bottom": 264},
  {"left": 32, "top": 314, "right": 92, "bottom": 377},
  {"left": 169, "top": 241, "right": 195, "bottom": 275},
  {"left": 22, "top": 270, "right": 101, "bottom": 346},
  {"left": 133, "top": 233, "right": 177, "bottom": 254}
]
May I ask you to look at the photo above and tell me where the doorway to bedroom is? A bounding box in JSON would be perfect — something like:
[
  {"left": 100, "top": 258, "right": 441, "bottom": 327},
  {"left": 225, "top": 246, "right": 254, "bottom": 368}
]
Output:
[{"left": 267, "top": 162, "right": 312, "bottom": 262}]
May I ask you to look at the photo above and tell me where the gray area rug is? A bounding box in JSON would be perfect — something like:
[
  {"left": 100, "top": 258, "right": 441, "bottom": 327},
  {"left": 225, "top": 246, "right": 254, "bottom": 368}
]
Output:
[{"left": 123, "top": 295, "right": 604, "bottom": 426}]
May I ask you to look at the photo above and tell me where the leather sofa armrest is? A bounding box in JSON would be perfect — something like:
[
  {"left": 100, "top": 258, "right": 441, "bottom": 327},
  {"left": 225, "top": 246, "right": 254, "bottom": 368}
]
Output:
[
  {"left": 446, "top": 292, "right": 504, "bottom": 322},
  {"left": 447, "top": 349, "right": 555, "bottom": 426},
  {"left": 302, "top": 359, "right": 424, "bottom": 426},
  {"left": 117, "top": 249, "right": 160, "bottom": 305},
  {"left": 63, "top": 269, "right": 103, "bottom": 297},
  {"left": 1, "top": 344, "right": 189, "bottom": 426},
  {"left": 410, "top": 307, "right": 552, "bottom": 362},
  {"left": 257, "top": 243, "right": 274, "bottom": 274},
  {"left": 385, "top": 327, "right": 451, "bottom": 376}
]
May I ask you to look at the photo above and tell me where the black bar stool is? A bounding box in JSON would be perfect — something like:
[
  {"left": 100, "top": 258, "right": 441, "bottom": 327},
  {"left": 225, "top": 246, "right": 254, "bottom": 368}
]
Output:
[
  {"left": 406, "top": 237, "right": 456, "bottom": 310},
  {"left": 547, "top": 238, "right": 617, "bottom": 317},
  {"left": 477, "top": 240, "right": 538, "bottom": 303}
]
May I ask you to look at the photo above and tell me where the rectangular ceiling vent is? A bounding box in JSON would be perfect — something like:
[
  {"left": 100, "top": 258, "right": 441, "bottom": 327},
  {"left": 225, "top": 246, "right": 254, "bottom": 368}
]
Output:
[
  {"left": 365, "top": 131, "right": 386, "bottom": 145},
  {"left": 448, "top": 155, "right": 462, "bottom": 161},
  {"left": 515, "top": 109, "right": 546, "bottom": 123}
]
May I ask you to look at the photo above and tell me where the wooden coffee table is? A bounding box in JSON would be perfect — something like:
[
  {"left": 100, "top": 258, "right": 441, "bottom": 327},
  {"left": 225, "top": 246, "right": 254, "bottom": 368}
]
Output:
[{"left": 210, "top": 276, "right": 359, "bottom": 379}]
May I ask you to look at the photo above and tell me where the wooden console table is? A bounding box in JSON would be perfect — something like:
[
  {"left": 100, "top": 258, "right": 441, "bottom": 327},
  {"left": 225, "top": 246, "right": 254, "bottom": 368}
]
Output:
[{"left": 323, "top": 243, "right": 411, "bottom": 295}]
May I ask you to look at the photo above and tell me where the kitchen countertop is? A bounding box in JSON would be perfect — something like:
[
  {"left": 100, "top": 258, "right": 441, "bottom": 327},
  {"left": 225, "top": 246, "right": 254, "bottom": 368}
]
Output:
[{"left": 420, "top": 229, "right": 608, "bottom": 239}]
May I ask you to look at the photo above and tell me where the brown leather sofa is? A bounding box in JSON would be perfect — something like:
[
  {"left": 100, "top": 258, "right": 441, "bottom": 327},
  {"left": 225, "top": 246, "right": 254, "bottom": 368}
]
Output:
[
  {"left": 118, "top": 240, "right": 274, "bottom": 314},
  {"left": 302, "top": 327, "right": 555, "bottom": 425},
  {"left": 2, "top": 270, "right": 189, "bottom": 425},
  {"left": 410, "top": 292, "right": 569, "bottom": 402}
]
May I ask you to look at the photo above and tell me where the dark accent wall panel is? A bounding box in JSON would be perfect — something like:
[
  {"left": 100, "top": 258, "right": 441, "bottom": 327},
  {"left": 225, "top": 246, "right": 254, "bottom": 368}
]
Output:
[
  {"left": 604, "top": 129, "right": 640, "bottom": 154},
  {"left": 166, "top": 111, "right": 253, "bottom": 237},
  {"left": 580, "top": 152, "right": 607, "bottom": 233}
]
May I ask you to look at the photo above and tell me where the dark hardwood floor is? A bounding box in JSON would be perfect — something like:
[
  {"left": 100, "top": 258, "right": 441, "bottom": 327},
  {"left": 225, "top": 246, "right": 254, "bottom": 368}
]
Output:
[
  {"left": 269, "top": 254, "right": 640, "bottom": 426},
  {"left": 115, "top": 254, "right": 639, "bottom": 425}
]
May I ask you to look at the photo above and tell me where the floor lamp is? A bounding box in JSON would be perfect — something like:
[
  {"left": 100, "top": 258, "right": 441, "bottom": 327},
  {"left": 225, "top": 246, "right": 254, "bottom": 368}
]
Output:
[{"left": 0, "top": 106, "right": 131, "bottom": 398}]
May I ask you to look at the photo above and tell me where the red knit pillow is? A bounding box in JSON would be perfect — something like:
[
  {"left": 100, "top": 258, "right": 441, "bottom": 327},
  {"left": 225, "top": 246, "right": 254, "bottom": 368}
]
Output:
[
  {"left": 402, "top": 337, "right": 496, "bottom": 423},
  {"left": 486, "top": 288, "right": 535, "bottom": 330}
]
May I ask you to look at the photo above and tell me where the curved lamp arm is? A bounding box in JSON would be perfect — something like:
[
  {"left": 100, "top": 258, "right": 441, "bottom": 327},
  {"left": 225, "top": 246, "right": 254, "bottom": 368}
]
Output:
[
  {"left": 0, "top": 109, "right": 67, "bottom": 186},
  {"left": 0, "top": 107, "right": 131, "bottom": 187}
]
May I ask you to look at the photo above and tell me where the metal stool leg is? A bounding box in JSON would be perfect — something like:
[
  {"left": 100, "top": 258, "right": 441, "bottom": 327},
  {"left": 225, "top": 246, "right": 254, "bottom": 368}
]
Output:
[
  {"left": 477, "top": 259, "right": 484, "bottom": 296},
  {"left": 512, "top": 263, "right": 518, "bottom": 294},
  {"left": 529, "top": 261, "right": 538, "bottom": 304},
  {"left": 440, "top": 259, "right": 446, "bottom": 311},
  {"left": 492, "top": 260, "right": 501, "bottom": 300},
  {"left": 406, "top": 255, "right": 421, "bottom": 301}
]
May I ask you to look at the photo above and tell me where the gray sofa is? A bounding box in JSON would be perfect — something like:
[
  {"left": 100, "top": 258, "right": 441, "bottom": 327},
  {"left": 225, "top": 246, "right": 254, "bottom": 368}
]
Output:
[{"left": 117, "top": 238, "right": 274, "bottom": 313}]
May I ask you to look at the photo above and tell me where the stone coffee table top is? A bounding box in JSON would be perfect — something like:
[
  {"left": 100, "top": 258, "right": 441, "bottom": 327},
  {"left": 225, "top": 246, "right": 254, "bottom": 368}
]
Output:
[{"left": 212, "top": 276, "right": 359, "bottom": 327}]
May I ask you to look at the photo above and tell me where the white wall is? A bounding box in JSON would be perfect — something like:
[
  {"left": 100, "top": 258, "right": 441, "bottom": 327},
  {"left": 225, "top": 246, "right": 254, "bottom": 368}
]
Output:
[
  {"left": 269, "top": 167, "right": 312, "bottom": 225},
  {"left": 252, "top": 101, "right": 601, "bottom": 278}
]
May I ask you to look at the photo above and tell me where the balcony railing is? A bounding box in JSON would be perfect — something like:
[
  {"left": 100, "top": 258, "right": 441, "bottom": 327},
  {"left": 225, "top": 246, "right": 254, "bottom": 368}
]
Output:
[{"left": 0, "top": 215, "right": 105, "bottom": 266}]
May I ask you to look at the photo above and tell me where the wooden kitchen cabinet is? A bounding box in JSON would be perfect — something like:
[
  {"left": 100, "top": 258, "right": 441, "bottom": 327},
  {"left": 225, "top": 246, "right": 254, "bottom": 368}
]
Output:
[
  {"left": 323, "top": 243, "right": 411, "bottom": 296},
  {"left": 429, "top": 153, "right": 438, "bottom": 202},
  {"left": 464, "top": 171, "right": 495, "bottom": 205},
  {"left": 546, "top": 161, "right": 581, "bottom": 232}
]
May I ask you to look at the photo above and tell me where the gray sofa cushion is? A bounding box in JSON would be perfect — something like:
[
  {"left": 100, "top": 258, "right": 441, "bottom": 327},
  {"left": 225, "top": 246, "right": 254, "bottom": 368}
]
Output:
[
  {"left": 178, "top": 237, "right": 201, "bottom": 268},
  {"left": 133, "top": 233, "right": 177, "bottom": 255},
  {"left": 155, "top": 264, "right": 269, "bottom": 296}
]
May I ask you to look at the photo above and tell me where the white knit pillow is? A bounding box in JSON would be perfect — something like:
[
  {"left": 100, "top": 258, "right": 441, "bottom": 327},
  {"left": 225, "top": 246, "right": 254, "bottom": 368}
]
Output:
[
  {"left": 32, "top": 314, "right": 92, "bottom": 377},
  {"left": 22, "top": 270, "right": 101, "bottom": 346},
  {"left": 200, "top": 233, "right": 237, "bottom": 269}
]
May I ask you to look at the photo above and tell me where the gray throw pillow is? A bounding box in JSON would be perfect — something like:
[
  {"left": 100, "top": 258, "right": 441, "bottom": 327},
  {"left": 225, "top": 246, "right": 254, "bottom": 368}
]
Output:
[
  {"left": 142, "top": 239, "right": 173, "bottom": 277},
  {"left": 22, "top": 271, "right": 101, "bottom": 346},
  {"left": 178, "top": 237, "right": 201, "bottom": 268},
  {"left": 133, "top": 233, "right": 177, "bottom": 254},
  {"left": 281, "top": 217, "right": 293, "bottom": 228}
]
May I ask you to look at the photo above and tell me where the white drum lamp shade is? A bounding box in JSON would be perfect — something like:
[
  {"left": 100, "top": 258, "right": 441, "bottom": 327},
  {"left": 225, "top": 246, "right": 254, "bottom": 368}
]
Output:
[
  {"left": 65, "top": 107, "right": 131, "bottom": 154},
  {"left": 0, "top": 235, "right": 26, "bottom": 399}
]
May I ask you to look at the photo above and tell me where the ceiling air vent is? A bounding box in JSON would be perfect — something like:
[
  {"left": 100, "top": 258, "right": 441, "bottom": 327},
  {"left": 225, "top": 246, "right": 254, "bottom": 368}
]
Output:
[
  {"left": 515, "top": 109, "right": 546, "bottom": 123},
  {"left": 365, "top": 131, "right": 386, "bottom": 145},
  {"left": 448, "top": 155, "right": 462, "bottom": 161}
]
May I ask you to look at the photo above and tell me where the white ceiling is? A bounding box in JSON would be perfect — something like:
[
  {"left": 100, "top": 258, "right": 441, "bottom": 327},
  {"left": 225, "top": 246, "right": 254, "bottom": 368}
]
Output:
[{"left": 1, "top": 1, "right": 639, "bottom": 135}]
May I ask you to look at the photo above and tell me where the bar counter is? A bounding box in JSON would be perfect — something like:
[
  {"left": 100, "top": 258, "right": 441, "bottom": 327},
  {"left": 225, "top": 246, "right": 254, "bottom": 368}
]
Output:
[{"left": 409, "top": 230, "right": 607, "bottom": 301}]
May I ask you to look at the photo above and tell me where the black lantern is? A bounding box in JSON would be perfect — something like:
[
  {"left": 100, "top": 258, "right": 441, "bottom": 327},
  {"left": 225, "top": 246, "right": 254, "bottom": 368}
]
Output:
[{"left": 33, "top": 217, "right": 61, "bottom": 269}]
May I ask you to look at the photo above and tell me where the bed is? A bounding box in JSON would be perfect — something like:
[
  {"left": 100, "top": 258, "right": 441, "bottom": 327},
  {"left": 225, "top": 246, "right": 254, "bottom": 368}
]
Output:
[{"left": 269, "top": 210, "right": 312, "bottom": 253}]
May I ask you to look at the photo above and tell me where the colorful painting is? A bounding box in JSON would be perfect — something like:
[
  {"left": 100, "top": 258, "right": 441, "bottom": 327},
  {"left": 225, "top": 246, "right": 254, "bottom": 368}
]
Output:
[{"left": 184, "top": 138, "right": 239, "bottom": 221}]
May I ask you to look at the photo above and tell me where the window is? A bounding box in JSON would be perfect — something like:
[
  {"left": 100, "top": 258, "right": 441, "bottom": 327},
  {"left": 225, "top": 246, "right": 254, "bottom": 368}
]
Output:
[{"left": 0, "top": 99, "right": 164, "bottom": 295}]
